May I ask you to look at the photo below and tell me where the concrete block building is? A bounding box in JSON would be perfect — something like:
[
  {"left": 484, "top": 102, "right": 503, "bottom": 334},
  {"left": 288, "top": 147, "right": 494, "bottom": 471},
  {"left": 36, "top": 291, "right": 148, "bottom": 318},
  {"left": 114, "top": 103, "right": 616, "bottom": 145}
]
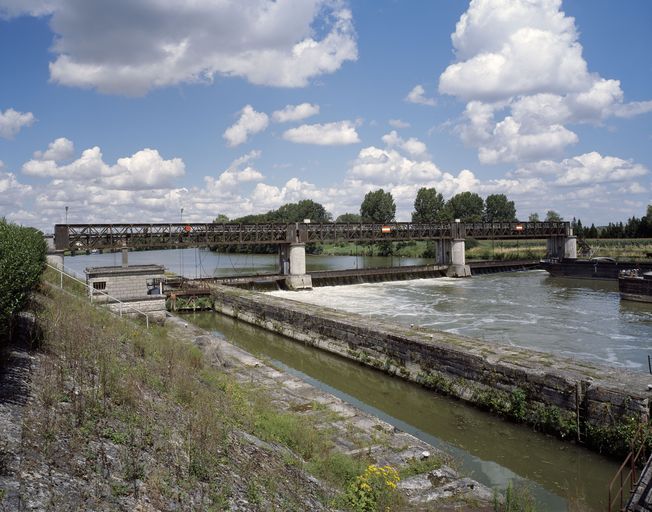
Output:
[{"left": 85, "top": 264, "right": 166, "bottom": 322}]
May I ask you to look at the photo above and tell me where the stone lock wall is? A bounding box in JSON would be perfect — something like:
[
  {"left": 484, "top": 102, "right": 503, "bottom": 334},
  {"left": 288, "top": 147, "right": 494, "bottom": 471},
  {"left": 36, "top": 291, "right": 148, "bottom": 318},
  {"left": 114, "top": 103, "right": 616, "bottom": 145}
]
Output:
[{"left": 210, "top": 284, "right": 650, "bottom": 452}]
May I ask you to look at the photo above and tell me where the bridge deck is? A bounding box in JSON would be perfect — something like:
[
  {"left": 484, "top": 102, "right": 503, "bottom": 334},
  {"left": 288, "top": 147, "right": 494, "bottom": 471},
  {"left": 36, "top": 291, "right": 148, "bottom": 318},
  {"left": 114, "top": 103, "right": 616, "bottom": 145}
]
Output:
[{"left": 54, "top": 221, "right": 570, "bottom": 251}]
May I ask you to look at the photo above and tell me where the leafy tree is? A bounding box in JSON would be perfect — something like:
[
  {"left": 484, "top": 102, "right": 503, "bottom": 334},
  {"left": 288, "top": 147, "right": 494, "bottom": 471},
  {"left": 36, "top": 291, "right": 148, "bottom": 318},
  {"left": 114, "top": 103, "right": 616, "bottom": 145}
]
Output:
[
  {"left": 412, "top": 187, "right": 446, "bottom": 223},
  {"left": 484, "top": 194, "right": 516, "bottom": 222},
  {"left": 360, "top": 189, "right": 396, "bottom": 223},
  {"left": 445, "top": 192, "right": 484, "bottom": 222},
  {"left": 528, "top": 212, "right": 540, "bottom": 222},
  {"left": 545, "top": 210, "right": 562, "bottom": 222},
  {"left": 273, "top": 199, "right": 332, "bottom": 223},
  {"left": 213, "top": 213, "right": 229, "bottom": 223},
  {"left": 232, "top": 199, "right": 332, "bottom": 224},
  {"left": 336, "top": 213, "right": 362, "bottom": 223}
]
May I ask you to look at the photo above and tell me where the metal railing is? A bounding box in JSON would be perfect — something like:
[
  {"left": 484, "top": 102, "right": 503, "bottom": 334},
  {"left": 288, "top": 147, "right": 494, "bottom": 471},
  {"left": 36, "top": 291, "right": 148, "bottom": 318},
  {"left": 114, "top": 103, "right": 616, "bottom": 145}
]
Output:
[
  {"left": 53, "top": 221, "right": 572, "bottom": 251},
  {"left": 608, "top": 423, "right": 649, "bottom": 511},
  {"left": 45, "top": 263, "right": 151, "bottom": 328}
]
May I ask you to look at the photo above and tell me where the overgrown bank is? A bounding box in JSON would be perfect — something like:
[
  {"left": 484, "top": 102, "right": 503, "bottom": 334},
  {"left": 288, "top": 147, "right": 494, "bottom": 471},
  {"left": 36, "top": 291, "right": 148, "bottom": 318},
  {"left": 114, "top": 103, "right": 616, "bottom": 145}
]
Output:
[{"left": 0, "top": 273, "right": 499, "bottom": 510}]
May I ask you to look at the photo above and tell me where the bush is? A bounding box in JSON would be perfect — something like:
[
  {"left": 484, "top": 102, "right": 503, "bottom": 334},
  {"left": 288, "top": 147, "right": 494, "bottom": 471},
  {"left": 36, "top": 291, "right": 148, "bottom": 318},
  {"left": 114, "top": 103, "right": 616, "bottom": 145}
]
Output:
[{"left": 0, "top": 219, "right": 46, "bottom": 340}]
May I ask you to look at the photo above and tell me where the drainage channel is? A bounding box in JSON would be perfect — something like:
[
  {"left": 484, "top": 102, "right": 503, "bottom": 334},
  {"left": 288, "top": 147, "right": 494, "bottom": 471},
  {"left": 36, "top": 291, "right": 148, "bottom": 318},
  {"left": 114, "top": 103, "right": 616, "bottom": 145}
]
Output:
[{"left": 187, "top": 311, "right": 620, "bottom": 512}]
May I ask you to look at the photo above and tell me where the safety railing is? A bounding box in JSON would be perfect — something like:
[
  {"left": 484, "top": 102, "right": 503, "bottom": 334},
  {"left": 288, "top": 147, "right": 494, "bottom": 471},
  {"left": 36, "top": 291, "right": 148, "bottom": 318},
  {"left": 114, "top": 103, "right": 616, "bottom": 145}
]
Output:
[
  {"left": 45, "top": 263, "right": 150, "bottom": 328},
  {"left": 608, "top": 422, "right": 649, "bottom": 511}
]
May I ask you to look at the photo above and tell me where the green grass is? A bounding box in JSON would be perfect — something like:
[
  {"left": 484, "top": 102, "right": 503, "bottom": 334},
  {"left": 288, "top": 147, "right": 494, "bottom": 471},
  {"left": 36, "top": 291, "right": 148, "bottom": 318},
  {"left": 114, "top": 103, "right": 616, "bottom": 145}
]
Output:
[{"left": 26, "top": 275, "right": 380, "bottom": 509}]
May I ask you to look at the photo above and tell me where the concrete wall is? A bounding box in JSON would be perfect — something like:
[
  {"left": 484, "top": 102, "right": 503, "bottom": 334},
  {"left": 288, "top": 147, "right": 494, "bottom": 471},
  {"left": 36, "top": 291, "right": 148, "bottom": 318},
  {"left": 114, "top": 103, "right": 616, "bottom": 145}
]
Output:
[
  {"left": 210, "top": 284, "right": 650, "bottom": 452},
  {"left": 106, "top": 297, "right": 166, "bottom": 322},
  {"left": 88, "top": 274, "right": 160, "bottom": 301}
]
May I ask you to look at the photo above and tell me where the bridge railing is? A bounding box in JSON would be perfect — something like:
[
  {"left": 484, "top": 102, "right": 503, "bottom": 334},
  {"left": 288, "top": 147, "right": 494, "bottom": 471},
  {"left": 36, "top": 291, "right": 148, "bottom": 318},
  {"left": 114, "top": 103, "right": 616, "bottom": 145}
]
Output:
[
  {"left": 45, "top": 263, "right": 151, "bottom": 328},
  {"left": 54, "top": 221, "right": 572, "bottom": 251}
]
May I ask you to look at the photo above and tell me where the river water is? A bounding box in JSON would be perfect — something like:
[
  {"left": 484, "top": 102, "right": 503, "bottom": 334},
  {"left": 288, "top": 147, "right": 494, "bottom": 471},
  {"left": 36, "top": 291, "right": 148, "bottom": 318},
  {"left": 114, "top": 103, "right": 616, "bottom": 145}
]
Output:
[{"left": 64, "top": 248, "right": 652, "bottom": 510}]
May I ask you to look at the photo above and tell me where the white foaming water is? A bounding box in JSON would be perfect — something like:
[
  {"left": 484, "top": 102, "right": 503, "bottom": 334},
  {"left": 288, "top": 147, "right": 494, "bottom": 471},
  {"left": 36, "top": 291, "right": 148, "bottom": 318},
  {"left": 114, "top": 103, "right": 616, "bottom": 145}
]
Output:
[{"left": 270, "top": 271, "right": 652, "bottom": 371}]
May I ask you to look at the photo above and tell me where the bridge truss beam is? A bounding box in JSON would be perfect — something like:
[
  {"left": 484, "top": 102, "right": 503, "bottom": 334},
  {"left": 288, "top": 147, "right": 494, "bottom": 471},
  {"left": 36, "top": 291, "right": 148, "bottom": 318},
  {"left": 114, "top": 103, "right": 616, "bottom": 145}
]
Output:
[{"left": 54, "top": 221, "right": 571, "bottom": 252}]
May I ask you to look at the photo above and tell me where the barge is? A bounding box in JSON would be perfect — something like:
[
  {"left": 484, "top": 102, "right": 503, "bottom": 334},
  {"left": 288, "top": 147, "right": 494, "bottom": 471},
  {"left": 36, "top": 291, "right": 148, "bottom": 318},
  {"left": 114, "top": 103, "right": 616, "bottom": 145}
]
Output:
[
  {"left": 540, "top": 257, "right": 652, "bottom": 280},
  {"left": 618, "top": 269, "right": 652, "bottom": 303}
]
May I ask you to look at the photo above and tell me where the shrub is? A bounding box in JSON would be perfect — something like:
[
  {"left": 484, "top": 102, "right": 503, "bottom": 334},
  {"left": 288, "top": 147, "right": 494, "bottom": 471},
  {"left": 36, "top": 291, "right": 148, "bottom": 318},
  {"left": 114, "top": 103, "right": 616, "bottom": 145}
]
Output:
[{"left": 0, "top": 219, "right": 46, "bottom": 340}]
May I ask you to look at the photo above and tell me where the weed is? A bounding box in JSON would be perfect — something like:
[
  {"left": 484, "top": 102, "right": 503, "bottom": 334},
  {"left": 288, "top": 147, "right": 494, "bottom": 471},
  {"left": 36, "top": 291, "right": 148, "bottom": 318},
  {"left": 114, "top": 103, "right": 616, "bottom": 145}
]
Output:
[{"left": 493, "top": 482, "right": 537, "bottom": 512}]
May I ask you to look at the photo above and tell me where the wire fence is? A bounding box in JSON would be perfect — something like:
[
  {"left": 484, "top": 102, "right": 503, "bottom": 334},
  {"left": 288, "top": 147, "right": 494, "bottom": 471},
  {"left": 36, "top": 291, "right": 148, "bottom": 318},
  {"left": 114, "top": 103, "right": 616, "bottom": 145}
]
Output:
[{"left": 45, "top": 263, "right": 151, "bottom": 328}]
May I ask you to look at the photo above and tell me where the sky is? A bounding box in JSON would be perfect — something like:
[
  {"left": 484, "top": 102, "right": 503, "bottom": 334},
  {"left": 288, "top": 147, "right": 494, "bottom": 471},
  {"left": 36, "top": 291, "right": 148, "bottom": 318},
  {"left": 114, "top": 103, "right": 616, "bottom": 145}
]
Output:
[{"left": 0, "top": 0, "right": 651, "bottom": 231}]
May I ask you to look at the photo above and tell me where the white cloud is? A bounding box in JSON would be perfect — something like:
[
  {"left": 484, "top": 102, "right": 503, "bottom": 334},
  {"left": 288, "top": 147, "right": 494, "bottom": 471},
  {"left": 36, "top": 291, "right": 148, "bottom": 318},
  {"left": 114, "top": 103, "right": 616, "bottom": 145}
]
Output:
[
  {"left": 23, "top": 146, "right": 109, "bottom": 179},
  {"left": 33, "top": 1, "right": 357, "bottom": 95},
  {"left": 0, "top": 171, "right": 32, "bottom": 205},
  {"left": 349, "top": 146, "right": 441, "bottom": 185},
  {"left": 33, "top": 137, "right": 75, "bottom": 161},
  {"left": 0, "top": 0, "right": 56, "bottom": 18},
  {"left": 223, "top": 105, "right": 269, "bottom": 147},
  {"left": 381, "top": 131, "right": 429, "bottom": 160},
  {"left": 553, "top": 152, "right": 648, "bottom": 186},
  {"left": 440, "top": 0, "right": 652, "bottom": 164},
  {"left": 405, "top": 85, "right": 436, "bottom": 106},
  {"left": 389, "top": 119, "right": 410, "bottom": 129},
  {"left": 205, "top": 150, "right": 264, "bottom": 190},
  {"left": 283, "top": 120, "right": 360, "bottom": 145},
  {"left": 0, "top": 108, "right": 35, "bottom": 139},
  {"left": 272, "top": 103, "right": 320, "bottom": 123},
  {"left": 23, "top": 145, "right": 185, "bottom": 190},
  {"left": 104, "top": 149, "right": 185, "bottom": 190}
]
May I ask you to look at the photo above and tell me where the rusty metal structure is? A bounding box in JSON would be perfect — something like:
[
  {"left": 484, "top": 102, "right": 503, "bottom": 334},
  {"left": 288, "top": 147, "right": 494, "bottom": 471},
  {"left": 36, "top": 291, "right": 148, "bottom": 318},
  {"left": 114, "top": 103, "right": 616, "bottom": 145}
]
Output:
[{"left": 54, "top": 221, "right": 571, "bottom": 252}]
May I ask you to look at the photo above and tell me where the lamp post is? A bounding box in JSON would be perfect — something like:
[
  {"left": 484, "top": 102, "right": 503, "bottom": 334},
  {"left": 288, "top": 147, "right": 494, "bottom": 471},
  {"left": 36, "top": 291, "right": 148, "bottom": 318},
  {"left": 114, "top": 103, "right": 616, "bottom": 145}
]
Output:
[
  {"left": 179, "top": 207, "right": 184, "bottom": 278},
  {"left": 65, "top": 206, "right": 69, "bottom": 224}
]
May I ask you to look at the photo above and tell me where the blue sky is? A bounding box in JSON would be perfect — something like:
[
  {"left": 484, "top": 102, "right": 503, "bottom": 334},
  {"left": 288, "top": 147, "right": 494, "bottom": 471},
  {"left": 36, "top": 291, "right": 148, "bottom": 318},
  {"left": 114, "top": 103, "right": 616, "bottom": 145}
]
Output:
[{"left": 0, "top": 0, "right": 651, "bottom": 230}]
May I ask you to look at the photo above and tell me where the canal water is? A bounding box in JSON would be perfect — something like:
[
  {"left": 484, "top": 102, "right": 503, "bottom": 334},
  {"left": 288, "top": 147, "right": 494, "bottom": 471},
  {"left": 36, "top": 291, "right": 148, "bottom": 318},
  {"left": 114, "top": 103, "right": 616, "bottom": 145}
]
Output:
[{"left": 64, "top": 248, "right": 652, "bottom": 510}]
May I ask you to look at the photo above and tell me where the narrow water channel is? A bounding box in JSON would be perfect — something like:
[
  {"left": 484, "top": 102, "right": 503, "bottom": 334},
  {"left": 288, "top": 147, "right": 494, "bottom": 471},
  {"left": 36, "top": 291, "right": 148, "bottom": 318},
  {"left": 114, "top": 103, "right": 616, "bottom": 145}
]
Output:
[{"left": 187, "top": 311, "right": 619, "bottom": 512}]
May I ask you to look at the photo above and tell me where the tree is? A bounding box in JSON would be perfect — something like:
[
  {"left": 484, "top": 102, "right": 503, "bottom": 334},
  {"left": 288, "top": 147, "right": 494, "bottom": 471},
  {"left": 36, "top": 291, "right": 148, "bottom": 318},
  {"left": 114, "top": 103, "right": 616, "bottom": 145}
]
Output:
[
  {"left": 446, "top": 192, "right": 484, "bottom": 222},
  {"left": 545, "top": 210, "right": 562, "bottom": 222},
  {"left": 412, "top": 187, "right": 446, "bottom": 223},
  {"left": 360, "top": 189, "right": 396, "bottom": 223},
  {"left": 336, "top": 213, "right": 362, "bottom": 223},
  {"left": 213, "top": 213, "right": 229, "bottom": 223},
  {"left": 484, "top": 194, "right": 516, "bottom": 222},
  {"left": 273, "top": 199, "right": 332, "bottom": 223},
  {"left": 528, "top": 212, "right": 540, "bottom": 222}
]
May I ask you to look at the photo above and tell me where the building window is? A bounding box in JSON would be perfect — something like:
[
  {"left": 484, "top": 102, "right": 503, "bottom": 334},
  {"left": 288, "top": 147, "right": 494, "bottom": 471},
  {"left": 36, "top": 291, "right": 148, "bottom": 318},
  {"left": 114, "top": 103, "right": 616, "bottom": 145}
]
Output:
[{"left": 92, "top": 281, "right": 106, "bottom": 290}]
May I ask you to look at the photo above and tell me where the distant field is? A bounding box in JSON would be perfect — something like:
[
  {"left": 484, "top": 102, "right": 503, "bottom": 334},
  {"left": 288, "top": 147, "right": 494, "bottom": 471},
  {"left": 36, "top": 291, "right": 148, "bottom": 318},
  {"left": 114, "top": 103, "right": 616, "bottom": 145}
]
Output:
[{"left": 318, "top": 238, "right": 652, "bottom": 261}]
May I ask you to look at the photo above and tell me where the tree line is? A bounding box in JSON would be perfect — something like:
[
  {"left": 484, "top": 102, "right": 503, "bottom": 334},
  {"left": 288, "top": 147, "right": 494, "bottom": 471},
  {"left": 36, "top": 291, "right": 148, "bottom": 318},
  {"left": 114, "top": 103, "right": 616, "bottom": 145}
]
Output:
[
  {"left": 570, "top": 205, "right": 652, "bottom": 239},
  {"left": 213, "top": 188, "right": 652, "bottom": 241}
]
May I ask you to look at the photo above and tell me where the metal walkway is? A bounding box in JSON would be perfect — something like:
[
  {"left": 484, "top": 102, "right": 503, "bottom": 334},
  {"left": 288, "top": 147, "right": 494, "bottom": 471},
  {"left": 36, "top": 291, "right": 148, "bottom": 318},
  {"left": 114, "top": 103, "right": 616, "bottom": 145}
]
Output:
[{"left": 54, "top": 221, "right": 571, "bottom": 251}]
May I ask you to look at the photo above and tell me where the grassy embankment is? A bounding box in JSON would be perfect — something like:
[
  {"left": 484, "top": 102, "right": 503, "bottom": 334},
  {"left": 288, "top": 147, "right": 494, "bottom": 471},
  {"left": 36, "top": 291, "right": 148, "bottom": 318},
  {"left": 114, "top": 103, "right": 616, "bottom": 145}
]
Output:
[
  {"left": 17, "top": 267, "right": 450, "bottom": 510},
  {"left": 317, "top": 239, "right": 652, "bottom": 262}
]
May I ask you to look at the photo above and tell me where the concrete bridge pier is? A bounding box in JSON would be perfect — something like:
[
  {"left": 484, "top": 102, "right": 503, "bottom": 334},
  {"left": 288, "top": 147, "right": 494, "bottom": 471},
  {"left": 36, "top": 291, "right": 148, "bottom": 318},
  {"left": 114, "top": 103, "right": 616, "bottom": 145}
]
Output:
[
  {"left": 547, "top": 236, "right": 577, "bottom": 260},
  {"left": 279, "top": 243, "right": 312, "bottom": 290},
  {"left": 446, "top": 239, "right": 472, "bottom": 278}
]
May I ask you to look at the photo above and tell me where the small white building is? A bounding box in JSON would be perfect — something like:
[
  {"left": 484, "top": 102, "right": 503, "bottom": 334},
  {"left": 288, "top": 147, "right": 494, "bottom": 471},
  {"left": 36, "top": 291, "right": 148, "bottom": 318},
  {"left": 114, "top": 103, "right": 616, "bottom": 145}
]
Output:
[{"left": 85, "top": 264, "right": 166, "bottom": 322}]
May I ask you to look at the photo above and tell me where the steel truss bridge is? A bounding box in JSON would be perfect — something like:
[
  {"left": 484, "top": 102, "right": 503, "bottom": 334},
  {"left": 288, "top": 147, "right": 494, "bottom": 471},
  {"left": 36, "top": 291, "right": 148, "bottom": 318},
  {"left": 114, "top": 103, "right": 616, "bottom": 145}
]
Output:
[{"left": 54, "top": 221, "right": 571, "bottom": 252}]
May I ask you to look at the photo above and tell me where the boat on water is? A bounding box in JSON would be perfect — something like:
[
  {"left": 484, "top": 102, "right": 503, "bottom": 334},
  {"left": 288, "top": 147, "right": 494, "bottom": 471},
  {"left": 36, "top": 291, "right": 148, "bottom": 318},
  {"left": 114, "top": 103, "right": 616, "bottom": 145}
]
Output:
[
  {"left": 540, "top": 257, "right": 652, "bottom": 280},
  {"left": 618, "top": 269, "right": 652, "bottom": 303}
]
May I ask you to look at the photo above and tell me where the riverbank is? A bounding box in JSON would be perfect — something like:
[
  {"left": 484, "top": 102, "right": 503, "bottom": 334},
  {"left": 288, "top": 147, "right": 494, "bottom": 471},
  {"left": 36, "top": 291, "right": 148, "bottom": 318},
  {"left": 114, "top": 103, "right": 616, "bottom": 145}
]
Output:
[
  {"left": 0, "top": 275, "right": 497, "bottom": 510},
  {"left": 210, "top": 284, "right": 651, "bottom": 458}
]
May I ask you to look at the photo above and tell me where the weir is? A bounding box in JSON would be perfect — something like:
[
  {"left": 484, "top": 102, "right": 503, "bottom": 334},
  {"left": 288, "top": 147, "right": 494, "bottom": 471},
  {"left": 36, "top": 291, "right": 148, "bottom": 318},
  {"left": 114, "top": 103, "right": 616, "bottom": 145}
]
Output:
[{"left": 208, "top": 283, "right": 650, "bottom": 457}]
